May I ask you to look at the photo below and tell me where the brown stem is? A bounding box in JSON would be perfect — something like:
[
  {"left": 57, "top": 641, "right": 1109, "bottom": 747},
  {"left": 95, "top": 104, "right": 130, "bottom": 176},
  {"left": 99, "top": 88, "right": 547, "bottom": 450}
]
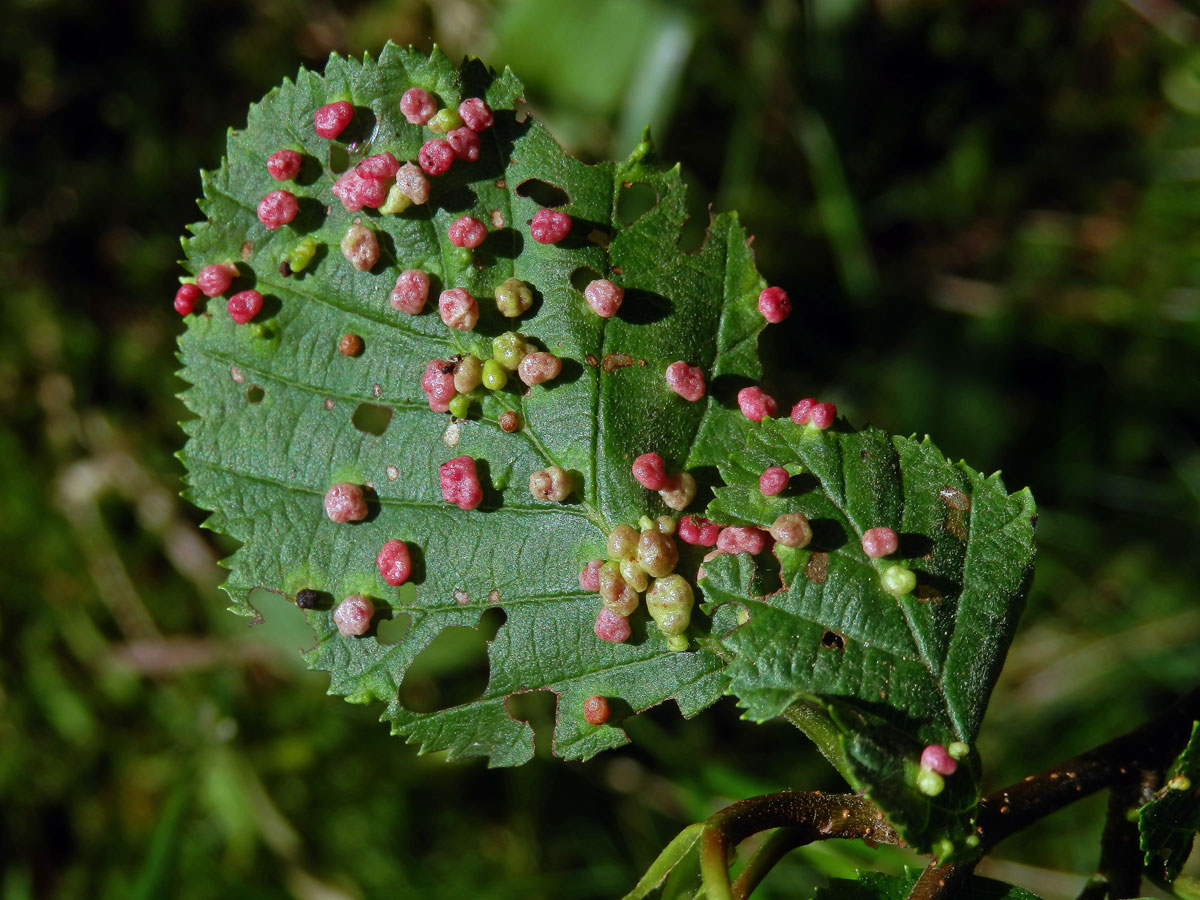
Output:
[
  {"left": 698, "top": 792, "right": 899, "bottom": 898},
  {"left": 905, "top": 685, "right": 1200, "bottom": 900}
]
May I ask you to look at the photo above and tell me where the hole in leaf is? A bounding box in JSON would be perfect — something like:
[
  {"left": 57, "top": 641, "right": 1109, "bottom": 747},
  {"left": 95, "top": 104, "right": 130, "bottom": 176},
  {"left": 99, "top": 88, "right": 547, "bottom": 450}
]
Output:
[
  {"left": 398, "top": 624, "right": 490, "bottom": 713},
  {"left": 617, "top": 182, "right": 658, "bottom": 224},
  {"left": 352, "top": 402, "right": 393, "bottom": 436},
  {"left": 820, "top": 630, "right": 846, "bottom": 651},
  {"left": 376, "top": 612, "right": 412, "bottom": 645},
  {"left": 246, "top": 385, "right": 265, "bottom": 404},
  {"left": 505, "top": 689, "right": 558, "bottom": 758},
  {"left": 570, "top": 266, "right": 603, "bottom": 293},
  {"left": 477, "top": 605, "right": 506, "bottom": 641},
  {"left": 515, "top": 178, "right": 569, "bottom": 208}
]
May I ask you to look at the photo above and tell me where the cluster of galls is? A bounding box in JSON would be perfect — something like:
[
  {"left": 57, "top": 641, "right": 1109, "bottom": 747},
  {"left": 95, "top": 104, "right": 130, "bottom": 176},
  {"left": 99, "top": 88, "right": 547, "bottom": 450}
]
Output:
[
  {"left": 421, "top": 328, "right": 562, "bottom": 419},
  {"left": 579, "top": 517, "right": 693, "bottom": 651},
  {"left": 915, "top": 741, "right": 969, "bottom": 797}
]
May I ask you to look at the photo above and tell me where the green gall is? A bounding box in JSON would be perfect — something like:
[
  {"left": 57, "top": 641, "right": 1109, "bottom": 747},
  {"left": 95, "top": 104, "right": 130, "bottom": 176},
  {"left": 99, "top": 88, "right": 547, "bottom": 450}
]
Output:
[
  {"left": 379, "top": 182, "right": 412, "bottom": 215},
  {"left": 964, "top": 835, "right": 980, "bottom": 849},
  {"left": 933, "top": 838, "right": 956, "bottom": 864},
  {"left": 456, "top": 247, "right": 473, "bottom": 265},
  {"left": 427, "top": 108, "right": 463, "bottom": 134},
  {"left": 287, "top": 237, "right": 318, "bottom": 273},
  {"left": 655, "top": 515, "right": 676, "bottom": 536},
  {"left": 637, "top": 515, "right": 655, "bottom": 532},
  {"left": 1169, "top": 774, "right": 1192, "bottom": 791},
  {"left": 453, "top": 355, "right": 483, "bottom": 393},
  {"left": 946, "top": 741, "right": 970, "bottom": 760},
  {"left": 645, "top": 575, "right": 694, "bottom": 636},
  {"left": 666, "top": 634, "right": 689, "bottom": 652},
  {"left": 637, "top": 529, "right": 679, "bottom": 578},
  {"left": 492, "top": 332, "right": 529, "bottom": 371},
  {"left": 607, "top": 524, "right": 638, "bottom": 559},
  {"left": 881, "top": 564, "right": 917, "bottom": 596},
  {"left": 916, "top": 768, "right": 945, "bottom": 797},
  {"left": 447, "top": 393, "right": 473, "bottom": 419},
  {"left": 736, "top": 607, "right": 751, "bottom": 626},
  {"left": 481, "top": 358, "right": 508, "bottom": 390},
  {"left": 619, "top": 557, "right": 649, "bottom": 593},
  {"left": 495, "top": 277, "right": 534, "bottom": 317}
]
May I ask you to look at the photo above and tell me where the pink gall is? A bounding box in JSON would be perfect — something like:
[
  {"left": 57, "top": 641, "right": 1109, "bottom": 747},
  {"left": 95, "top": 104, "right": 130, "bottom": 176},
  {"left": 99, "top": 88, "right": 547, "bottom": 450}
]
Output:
[
  {"left": 737, "top": 386, "right": 777, "bottom": 421},
  {"left": 579, "top": 559, "right": 604, "bottom": 592},
  {"left": 446, "top": 126, "right": 481, "bottom": 162},
  {"left": 758, "top": 286, "right": 791, "bottom": 323},
  {"left": 862, "top": 527, "right": 899, "bottom": 559},
  {"left": 664, "top": 361, "right": 705, "bottom": 402},
  {"left": 632, "top": 453, "right": 668, "bottom": 491},
  {"left": 196, "top": 262, "right": 238, "bottom": 297},
  {"left": 174, "top": 283, "right": 201, "bottom": 316},
  {"left": 377, "top": 539, "right": 413, "bottom": 587},
  {"left": 390, "top": 270, "right": 430, "bottom": 315},
  {"left": 921, "top": 744, "right": 958, "bottom": 776},
  {"left": 678, "top": 515, "right": 720, "bottom": 547},
  {"left": 583, "top": 279, "right": 623, "bottom": 317},
  {"left": 759, "top": 467, "right": 790, "bottom": 497},
  {"left": 717, "top": 526, "right": 767, "bottom": 556},
  {"left": 333, "top": 594, "right": 374, "bottom": 636},
  {"left": 438, "top": 289, "right": 479, "bottom": 331},
  {"left": 448, "top": 216, "right": 487, "bottom": 249},
  {"left": 421, "top": 360, "right": 457, "bottom": 413},
  {"left": 458, "top": 97, "right": 494, "bottom": 131},
  {"left": 257, "top": 189, "right": 298, "bottom": 229},
  {"left": 594, "top": 607, "right": 631, "bottom": 644},
  {"left": 439, "top": 456, "right": 483, "bottom": 511},
  {"left": 227, "top": 289, "right": 263, "bottom": 324},
  {"left": 530, "top": 208, "right": 571, "bottom": 244},
  {"left": 266, "top": 149, "right": 302, "bottom": 181},
  {"left": 400, "top": 87, "right": 437, "bottom": 125},
  {"left": 314, "top": 101, "right": 354, "bottom": 139},
  {"left": 418, "top": 139, "right": 454, "bottom": 176},
  {"left": 324, "top": 482, "right": 368, "bottom": 523}
]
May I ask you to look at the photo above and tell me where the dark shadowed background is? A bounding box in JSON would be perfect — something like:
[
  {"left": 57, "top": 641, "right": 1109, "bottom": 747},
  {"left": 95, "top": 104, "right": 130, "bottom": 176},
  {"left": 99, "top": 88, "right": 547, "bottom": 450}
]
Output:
[{"left": 2, "top": 1, "right": 1199, "bottom": 897}]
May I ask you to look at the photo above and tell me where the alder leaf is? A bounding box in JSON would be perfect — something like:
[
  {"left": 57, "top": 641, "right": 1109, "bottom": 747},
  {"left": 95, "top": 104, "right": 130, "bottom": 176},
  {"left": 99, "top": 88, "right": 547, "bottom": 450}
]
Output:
[
  {"left": 177, "top": 44, "right": 768, "bottom": 766},
  {"left": 693, "top": 409, "right": 1036, "bottom": 854},
  {"left": 1140, "top": 721, "right": 1200, "bottom": 882}
]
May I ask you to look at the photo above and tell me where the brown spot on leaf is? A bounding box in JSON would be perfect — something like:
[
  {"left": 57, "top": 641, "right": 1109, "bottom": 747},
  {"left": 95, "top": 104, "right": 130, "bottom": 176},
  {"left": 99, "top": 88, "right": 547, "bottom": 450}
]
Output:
[
  {"left": 494, "top": 178, "right": 507, "bottom": 189},
  {"left": 585, "top": 354, "right": 598, "bottom": 367},
  {"left": 324, "top": 397, "right": 335, "bottom": 411},
  {"left": 805, "top": 552, "right": 829, "bottom": 584},
  {"left": 372, "top": 383, "right": 383, "bottom": 398},
  {"left": 602, "top": 353, "right": 635, "bottom": 372},
  {"left": 386, "top": 465, "right": 399, "bottom": 480},
  {"left": 230, "top": 366, "right": 244, "bottom": 384},
  {"left": 488, "top": 589, "right": 500, "bottom": 604},
  {"left": 490, "top": 209, "right": 505, "bottom": 228},
  {"left": 454, "top": 589, "right": 469, "bottom": 605},
  {"left": 939, "top": 486, "right": 971, "bottom": 511},
  {"left": 241, "top": 240, "right": 254, "bottom": 260},
  {"left": 946, "top": 509, "right": 968, "bottom": 541},
  {"left": 611, "top": 265, "right": 623, "bottom": 275}
]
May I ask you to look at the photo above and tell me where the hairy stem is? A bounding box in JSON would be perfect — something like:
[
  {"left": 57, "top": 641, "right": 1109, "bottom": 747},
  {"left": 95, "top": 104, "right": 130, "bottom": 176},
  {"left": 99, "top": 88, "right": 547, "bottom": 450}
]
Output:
[{"left": 700, "top": 792, "right": 899, "bottom": 898}]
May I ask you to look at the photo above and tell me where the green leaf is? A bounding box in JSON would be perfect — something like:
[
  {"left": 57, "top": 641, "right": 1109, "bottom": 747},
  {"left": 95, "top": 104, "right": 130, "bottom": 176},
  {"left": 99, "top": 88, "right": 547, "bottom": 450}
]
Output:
[
  {"left": 177, "top": 44, "right": 768, "bottom": 766},
  {"left": 694, "top": 411, "right": 1036, "bottom": 853},
  {"left": 1140, "top": 720, "right": 1200, "bottom": 882},
  {"left": 619, "top": 823, "right": 705, "bottom": 900},
  {"left": 814, "top": 869, "right": 1043, "bottom": 900}
]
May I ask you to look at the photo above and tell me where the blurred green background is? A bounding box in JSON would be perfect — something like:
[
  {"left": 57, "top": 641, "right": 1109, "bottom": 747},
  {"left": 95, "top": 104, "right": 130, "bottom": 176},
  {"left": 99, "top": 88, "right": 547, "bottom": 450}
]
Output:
[{"left": 2, "top": 0, "right": 1199, "bottom": 897}]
